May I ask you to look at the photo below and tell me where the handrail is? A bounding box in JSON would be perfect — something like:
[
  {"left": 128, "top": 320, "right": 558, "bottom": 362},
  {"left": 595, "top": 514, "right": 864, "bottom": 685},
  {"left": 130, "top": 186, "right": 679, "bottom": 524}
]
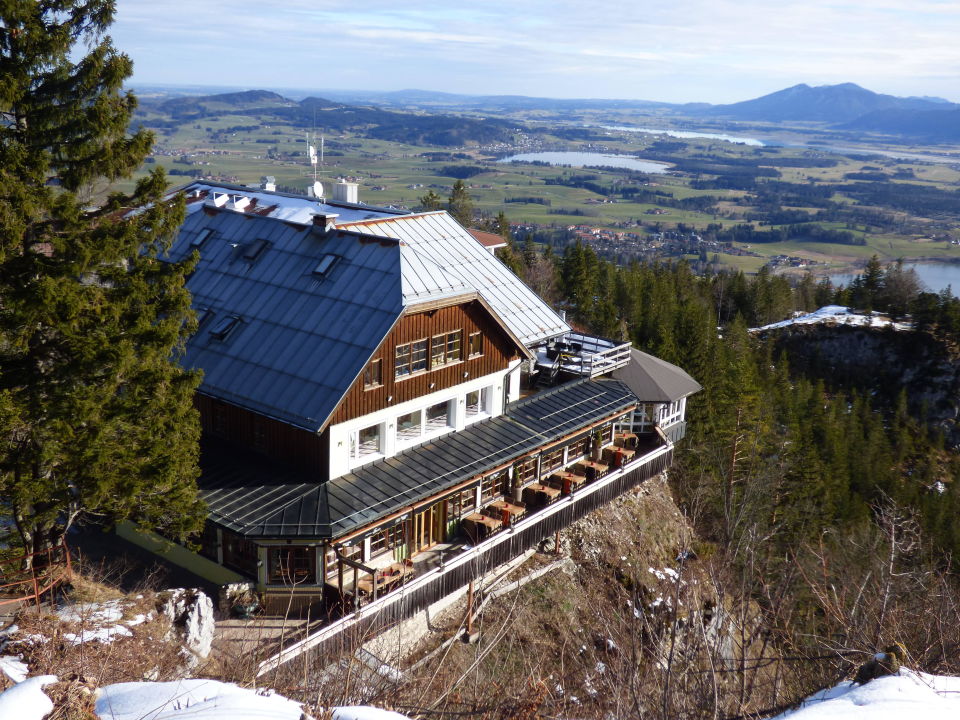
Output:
[
  {"left": 0, "top": 540, "right": 73, "bottom": 609},
  {"left": 256, "top": 442, "right": 672, "bottom": 677}
]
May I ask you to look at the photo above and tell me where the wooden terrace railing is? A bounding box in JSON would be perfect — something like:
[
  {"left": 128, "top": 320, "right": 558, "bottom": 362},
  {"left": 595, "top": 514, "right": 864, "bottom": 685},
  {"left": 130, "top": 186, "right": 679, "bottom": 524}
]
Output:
[{"left": 256, "top": 441, "right": 673, "bottom": 678}]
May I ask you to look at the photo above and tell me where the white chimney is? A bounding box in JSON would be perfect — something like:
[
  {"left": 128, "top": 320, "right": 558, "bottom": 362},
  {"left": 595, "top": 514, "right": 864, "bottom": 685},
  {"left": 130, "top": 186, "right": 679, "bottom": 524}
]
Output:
[
  {"left": 332, "top": 179, "right": 358, "bottom": 204},
  {"left": 260, "top": 176, "right": 276, "bottom": 192}
]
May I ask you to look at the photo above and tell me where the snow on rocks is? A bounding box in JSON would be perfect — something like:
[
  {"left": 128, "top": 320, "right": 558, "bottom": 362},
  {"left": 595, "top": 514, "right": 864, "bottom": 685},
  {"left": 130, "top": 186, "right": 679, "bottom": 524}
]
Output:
[
  {"left": 751, "top": 306, "right": 912, "bottom": 333},
  {"left": 770, "top": 668, "right": 960, "bottom": 719},
  {"left": 157, "top": 589, "right": 215, "bottom": 669}
]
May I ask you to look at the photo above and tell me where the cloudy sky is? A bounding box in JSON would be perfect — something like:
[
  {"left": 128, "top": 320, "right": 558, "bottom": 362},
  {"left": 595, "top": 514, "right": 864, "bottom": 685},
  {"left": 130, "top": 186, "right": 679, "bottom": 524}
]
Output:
[{"left": 113, "top": 0, "right": 960, "bottom": 104}]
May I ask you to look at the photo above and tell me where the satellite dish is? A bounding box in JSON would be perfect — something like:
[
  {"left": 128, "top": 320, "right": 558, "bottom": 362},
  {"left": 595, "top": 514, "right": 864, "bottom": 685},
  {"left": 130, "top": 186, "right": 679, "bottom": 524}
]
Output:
[{"left": 312, "top": 181, "right": 324, "bottom": 199}]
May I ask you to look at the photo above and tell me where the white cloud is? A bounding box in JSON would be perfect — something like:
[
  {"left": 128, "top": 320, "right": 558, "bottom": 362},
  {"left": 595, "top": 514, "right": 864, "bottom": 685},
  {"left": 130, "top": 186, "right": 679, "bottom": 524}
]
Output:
[{"left": 111, "top": 0, "right": 960, "bottom": 102}]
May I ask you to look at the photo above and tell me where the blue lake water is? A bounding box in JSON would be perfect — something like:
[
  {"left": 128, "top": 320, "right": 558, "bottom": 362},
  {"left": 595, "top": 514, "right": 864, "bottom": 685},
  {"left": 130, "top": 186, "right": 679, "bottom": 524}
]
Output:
[
  {"left": 498, "top": 151, "right": 670, "bottom": 173},
  {"left": 601, "top": 125, "right": 766, "bottom": 147},
  {"left": 829, "top": 262, "right": 960, "bottom": 296}
]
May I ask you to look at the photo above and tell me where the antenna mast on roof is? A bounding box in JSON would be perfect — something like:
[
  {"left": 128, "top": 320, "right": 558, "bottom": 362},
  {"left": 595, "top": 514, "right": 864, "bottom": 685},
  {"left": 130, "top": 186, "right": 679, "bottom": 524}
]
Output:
[{"left": 307, "top": 130, "right": 324, "bottom": 199}]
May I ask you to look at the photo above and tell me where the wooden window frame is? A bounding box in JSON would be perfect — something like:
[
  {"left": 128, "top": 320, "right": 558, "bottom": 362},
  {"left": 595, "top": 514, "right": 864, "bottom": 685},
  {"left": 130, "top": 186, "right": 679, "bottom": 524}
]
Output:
[
  {"left": 468, "top": 331, "right": 483, "bottom": 357},
  {"left": 369, "top": 523, "right": 406, "bottom": 558},
  {"left": 267, "top": 546, "right": 316, "bottom": 585},
  {"left": 363, "top": 358, "right": 383, "bottom": 389},
  {"left": 430, "top": 330, "right": 462, "bottom": 369},
  {"left": 395, "top": 338, "right": 428, "bottom": 379}
]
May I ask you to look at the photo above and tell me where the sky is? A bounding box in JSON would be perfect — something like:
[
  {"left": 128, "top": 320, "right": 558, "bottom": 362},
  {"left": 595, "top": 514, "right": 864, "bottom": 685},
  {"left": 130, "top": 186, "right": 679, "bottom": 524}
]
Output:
[{"left": 112, "top": 0, "right": 960, "bottom": 104}]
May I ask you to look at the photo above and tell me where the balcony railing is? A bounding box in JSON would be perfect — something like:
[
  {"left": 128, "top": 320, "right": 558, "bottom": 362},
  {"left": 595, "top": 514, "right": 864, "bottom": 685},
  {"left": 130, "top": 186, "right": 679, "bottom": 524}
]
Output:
[
  {"left": 536, "top": 332, "right": 632, "bottom": 380},
  {"left": 256, "top": 440, "right": 673, "bottom": 678}
]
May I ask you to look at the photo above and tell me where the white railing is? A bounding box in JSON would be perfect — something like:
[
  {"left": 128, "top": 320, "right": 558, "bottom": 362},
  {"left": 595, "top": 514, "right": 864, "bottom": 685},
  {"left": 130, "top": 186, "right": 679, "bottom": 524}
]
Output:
[
  {"left": 544, "top": 333, "right": 632, "bottom": 378},
  {"left": 255, "top": 441, "right": 672, "bottom": 678}
]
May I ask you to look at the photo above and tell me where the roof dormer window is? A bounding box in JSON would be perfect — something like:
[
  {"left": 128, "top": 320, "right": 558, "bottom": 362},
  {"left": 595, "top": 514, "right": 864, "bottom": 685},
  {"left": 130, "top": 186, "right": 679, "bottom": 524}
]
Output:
[
  {"left": 190, "top": 228, "right": 213, "bottom": 248},
  {"left": 242, "top": 238, "right": 269, "bottom": 262},
  {"left": 209, "top": 315, "right": 241, "bottom": 340}
]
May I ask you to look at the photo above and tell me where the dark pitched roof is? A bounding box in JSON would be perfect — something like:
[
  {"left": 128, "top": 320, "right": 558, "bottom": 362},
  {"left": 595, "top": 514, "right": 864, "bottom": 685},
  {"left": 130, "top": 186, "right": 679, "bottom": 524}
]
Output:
[
  {"left": 171, "top": 210, "right": 406, "bottom": 431},
  {"left": 199, "top": 378, "right": 640, "bottom": 540},
  {"left": 612, "top": 348, "right": 702, "bottom": 403}
]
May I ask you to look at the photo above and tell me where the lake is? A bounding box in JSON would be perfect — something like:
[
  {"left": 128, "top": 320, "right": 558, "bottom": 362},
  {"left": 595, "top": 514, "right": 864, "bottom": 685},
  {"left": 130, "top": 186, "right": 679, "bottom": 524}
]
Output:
[
  {"left": 601, "top": 125, "right": 766, "bottom": 147},
  {"left": 498, "top": 151, "right": 670, "bottom": 174},
  {"left": 829, "top": 262, "right": 960, "bottom": 296}
]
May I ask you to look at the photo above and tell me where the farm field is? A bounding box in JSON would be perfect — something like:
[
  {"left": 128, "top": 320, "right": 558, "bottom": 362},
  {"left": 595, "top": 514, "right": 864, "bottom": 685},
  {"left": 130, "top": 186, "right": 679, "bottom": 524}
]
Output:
[{"left": 122, "top": 94, "right": 960, "bottom": 275}]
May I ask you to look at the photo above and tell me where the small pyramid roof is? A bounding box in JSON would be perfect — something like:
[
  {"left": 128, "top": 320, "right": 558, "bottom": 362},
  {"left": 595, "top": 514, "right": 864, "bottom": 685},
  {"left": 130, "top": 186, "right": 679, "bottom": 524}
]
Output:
[{"left": 612, "top": 348, "right": 702, "bottom": 403}]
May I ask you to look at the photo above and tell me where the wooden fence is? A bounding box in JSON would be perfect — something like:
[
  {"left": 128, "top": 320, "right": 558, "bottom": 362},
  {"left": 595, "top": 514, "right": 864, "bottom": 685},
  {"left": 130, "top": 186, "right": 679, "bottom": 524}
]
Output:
[{"left": 256, "top": 444, "right": 673, "bottom": 677}]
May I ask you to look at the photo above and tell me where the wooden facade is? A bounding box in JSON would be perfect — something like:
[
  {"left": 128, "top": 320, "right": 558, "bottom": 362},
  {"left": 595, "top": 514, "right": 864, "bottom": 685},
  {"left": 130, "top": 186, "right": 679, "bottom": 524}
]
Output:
[
  {"left": 196, "top": 395, "right": 328, "bottom": 473},
  {"left": 328, "top": 300, "right": 519, "bottom": 425}
]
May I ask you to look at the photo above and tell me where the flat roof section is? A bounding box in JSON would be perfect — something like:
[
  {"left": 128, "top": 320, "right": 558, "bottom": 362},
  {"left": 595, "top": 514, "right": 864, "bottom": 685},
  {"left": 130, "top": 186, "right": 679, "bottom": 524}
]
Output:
[{"left": 199, "top": 378, "right": 639, "bottom": 540}]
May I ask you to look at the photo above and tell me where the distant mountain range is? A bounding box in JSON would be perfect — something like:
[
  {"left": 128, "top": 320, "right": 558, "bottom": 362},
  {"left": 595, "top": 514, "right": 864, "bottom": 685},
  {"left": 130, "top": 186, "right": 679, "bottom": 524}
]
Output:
[
  {"left": 137, "top": 83, "right": 960, "bottom": 144},
  {"left": 698, "top": 82, "right": 957, "bottom": 123}
]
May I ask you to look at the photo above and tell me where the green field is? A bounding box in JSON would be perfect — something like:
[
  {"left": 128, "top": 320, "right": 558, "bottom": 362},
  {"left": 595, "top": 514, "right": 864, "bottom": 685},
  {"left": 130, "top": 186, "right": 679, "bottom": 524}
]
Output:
[{"left": 117, "top": 105, "right": 960, "bottom": 274}]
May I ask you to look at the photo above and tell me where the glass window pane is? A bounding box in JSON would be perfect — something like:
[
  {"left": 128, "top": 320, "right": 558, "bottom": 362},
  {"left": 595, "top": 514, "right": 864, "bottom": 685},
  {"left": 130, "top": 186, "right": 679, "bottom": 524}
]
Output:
[{"left": 397, "top": 410, "right": 422, "bottom": 441}]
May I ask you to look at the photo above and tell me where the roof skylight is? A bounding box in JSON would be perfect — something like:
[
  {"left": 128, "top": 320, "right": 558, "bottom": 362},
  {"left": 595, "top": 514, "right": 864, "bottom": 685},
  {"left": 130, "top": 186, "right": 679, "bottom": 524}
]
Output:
[
  {"left": 190, "top": 228, "right": 213, "bottom": 248},
  {"left": 209, "top": 315, "right": 241, "bottom": 340},
  {"left": 312, "top": 254, "right": 340, "bottom": 278},
  {"left": 242, "top": 238, "right": 269, "bottom": 262}
]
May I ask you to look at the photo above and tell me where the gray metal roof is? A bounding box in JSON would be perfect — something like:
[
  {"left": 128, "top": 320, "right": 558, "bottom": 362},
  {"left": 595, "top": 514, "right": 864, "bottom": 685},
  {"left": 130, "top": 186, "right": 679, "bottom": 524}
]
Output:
[
  {"left": 172, "top": 180, "right": 407, "bottom": 225},
  {"left": 340, "top": 213, "right": 570, "bottom": 346},
  {"left": 612, "top": 348, "right": 702, "bottom": 403},
  {"left": 199, "top": 378, "right": 639, "bottom": 540}
]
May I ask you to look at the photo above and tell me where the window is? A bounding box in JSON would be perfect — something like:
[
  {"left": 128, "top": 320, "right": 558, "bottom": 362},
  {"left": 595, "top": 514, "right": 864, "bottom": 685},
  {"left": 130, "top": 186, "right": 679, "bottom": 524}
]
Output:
[
  {"left": 364, "top": 358, "right": 382, "bottom": 389},
  {"left": 197, "top": 307, "right": 214, "bottom": 328},
  {"left": 465, "top": 390, "right": 481, "bottom": 419},
  {"left": 395, "top": 339, "right": 428, "bottom": 378},
  {"left": 468, "top": 332, "right": 483, "bottom": 357},
  {"left": 222, "top": 530, "right": 258, "bottom": 576},
  {"left": 568, "top": 437, "right": 589, "bottom": 461},
  {"left": 268, "top": 546, "right": 316, "bottom": 584},
  {"left": 369, "top": 523, "right": 406, "bottom": 558},
  {"left": 198, "top": 523, "right": 219, "bottom": 561},
  {"left": 312, "top": 254, "right": 340, "bottom": 278},
  {"left": 480, "top": 471, "right": 506, "bottom": 503},
  {"left": 241, "top": 238, "right": 269, "bottom": 262},
  {"left": 514, "top": 457, "right": 537, "bottom": 486},
  {"left": 396, "top": 409, "right": 423, "bottom": 442},
  {"left": 431, "top": 331, "right": 462, "bottom": 368},
  {"left": 447, "top": 488, "right": 476, "bottom": 521},
  {"left": 325, "top": 543, "right": 359, "bottom": 578},
  {"left": 541, "top": 447, "right": 565, "bottom": 475},
  {"left": 425, "top": 401, "right": 451, "bottom": 431},
  {"left": 357, "top": 424, "right": 381, "bottom": 457},
  {"left": 209, "top": 315, "right": 241, "bottom": 340},
  {"left": 190, "top": 228, "right": 213, "bottom": 248}
]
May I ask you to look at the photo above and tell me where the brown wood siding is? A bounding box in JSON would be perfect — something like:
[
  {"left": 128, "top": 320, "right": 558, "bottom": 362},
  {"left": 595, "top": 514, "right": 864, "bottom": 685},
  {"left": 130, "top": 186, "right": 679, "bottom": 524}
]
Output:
[
  {"left": 329, "top": 300, "right": 517, "bottom": 425},
  {"left": 196, "top": 395, "right": 328, "bottom": 476}
]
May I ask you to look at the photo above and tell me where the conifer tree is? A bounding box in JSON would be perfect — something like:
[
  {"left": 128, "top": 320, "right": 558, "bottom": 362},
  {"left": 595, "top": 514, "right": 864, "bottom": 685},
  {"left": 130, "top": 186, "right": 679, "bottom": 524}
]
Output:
[
  {"left": 447, "top": 179, "right": 474, "bottom": 226},
  {"left": 0, "top": 2, "right": 204, "bottom": 558}
]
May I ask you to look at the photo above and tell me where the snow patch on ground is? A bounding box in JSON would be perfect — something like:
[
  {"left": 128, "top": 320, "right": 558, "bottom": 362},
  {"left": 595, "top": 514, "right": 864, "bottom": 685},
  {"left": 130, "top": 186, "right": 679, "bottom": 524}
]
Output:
[
  {"left": 751, "top": 306, "right": 912, "bottom": 333},
  {"left": 770, "top": 669, "right": 960, "bottom": 719},
  {"left": 0, "top": 674, "right": 56, "bottom": 720},
  {"left": 55, "top": 599, "right": 155, "bottom": 646},
  {"left": 0, "top": 655, "right": 29, "bottom": 683},
  {"left": 0, "top": 675, "right": 413, "bottom": 720}
]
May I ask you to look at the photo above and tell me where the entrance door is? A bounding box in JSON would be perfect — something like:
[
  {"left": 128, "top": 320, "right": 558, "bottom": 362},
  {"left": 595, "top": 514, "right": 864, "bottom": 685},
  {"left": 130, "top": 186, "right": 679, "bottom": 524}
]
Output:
[{"left": 411, "top": 502, "right": 445, "bottom": 554}]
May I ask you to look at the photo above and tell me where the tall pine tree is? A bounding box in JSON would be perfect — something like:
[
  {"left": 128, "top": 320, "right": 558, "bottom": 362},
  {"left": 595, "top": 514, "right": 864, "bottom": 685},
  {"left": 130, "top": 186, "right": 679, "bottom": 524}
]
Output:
[{"left": 0, "top": 2, "right": 205, "bottom": 558}]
